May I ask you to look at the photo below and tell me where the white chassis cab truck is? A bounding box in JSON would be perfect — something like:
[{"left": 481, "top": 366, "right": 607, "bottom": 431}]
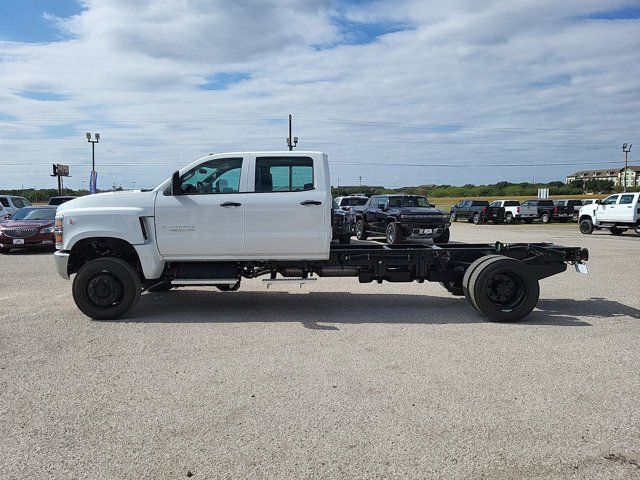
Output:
[
  {"left": 578, "top": 192, "right": 640, "bottom": 235},
  {"left": 54, "top": 151, "right": 589, "bottom": 322}
]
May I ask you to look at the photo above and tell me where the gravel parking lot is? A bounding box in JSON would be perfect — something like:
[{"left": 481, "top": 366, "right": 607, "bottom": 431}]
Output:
[{"left": 1, "top": 222, "right": 639, "bottom": 479}]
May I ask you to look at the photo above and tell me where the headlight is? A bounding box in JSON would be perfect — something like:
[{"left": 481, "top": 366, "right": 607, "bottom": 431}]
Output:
[
  {"left": 40, "top": 226, "right": 55, "bottom": 234},
  {"left": 54, "top": 215, "right": 64, "bottom": 248}
]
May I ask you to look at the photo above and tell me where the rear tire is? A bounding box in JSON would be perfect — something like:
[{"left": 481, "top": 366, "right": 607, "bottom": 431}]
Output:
[
  {"left": 472, "top": 213, "right": 481, "bottom": 225},
  {"left": 462, "top": 255, "right": 503, "bottom": 312},
  {"left": 72, "top": 257, "right": 141, "bottom": 320},
  {"left": 541, "top": 212, "right": 551, "bottom": 223},
  {"left": 610, "top": 226, "right": 624, "bottom": 236},
  {"left": 355, "top": 220, "right": 368, "bottom": 240},
  {"left": 433, "top": 227, "right": 450, "bottom": 244},
  {"left": 386, "top": 222, "right": 404, "bottom": 244},
  {"left": 579, "top": 218, "right": 594, "bottom": 234},
  {"left": 466, "top": 256, "right": 539, "bottom": 322}
]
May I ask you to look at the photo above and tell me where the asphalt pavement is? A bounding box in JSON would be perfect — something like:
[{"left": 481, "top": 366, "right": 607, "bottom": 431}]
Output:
[{"left": 1, "top": 221, "right": 639, "bottom": 479}]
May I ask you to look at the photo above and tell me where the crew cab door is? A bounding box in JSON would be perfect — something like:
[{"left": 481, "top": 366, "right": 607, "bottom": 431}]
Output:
[
  {"left": 243, "top": 153, "right": 330, "bottom": 259},
  {"left": 614, "top": 194, "right": 637, "bottom": 222},
  {"left": 154, "top": 156, "right": 247, "bottom": 258}
]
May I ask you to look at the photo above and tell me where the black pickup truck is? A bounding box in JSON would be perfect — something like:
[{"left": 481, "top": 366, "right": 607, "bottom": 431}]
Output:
[
  {"left": 450, "top": 200, "right": 506, "bottom": 224},
  {"left": 553, "top": 199, "right": 583, "bottom": 222},
  {"left": 355, "top": 194, "right": 451, "bottom": 244},
  {"left": 522, "top": 199, "right": 556, "bottom": 223}
]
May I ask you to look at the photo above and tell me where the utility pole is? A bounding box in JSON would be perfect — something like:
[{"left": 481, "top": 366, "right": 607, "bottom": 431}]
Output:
[
  {"left": 358, "top": 176, "right": 363, "bottom": 187},
  {"left": 131, "top": 181, "right": 136, "bottom": 190},
  {"left": 622, "top": 143, "right": 632, "bottom": 192},
  {"left": 33, "top": 185, "right": 37, "bottom": 203},
  {"left": 336, "top": 178, "right": 340, "bottom": 187},
  {"left": 286, "top": 114, "right": 298, "bottom": 151},
  {"left": 86, "top": 132, "right": 100, "bottom": 193}
]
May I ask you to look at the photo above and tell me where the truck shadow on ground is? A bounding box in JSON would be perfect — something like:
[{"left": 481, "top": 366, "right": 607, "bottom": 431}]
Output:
[{"left": 129, "top": 292, "right": 640, "bottom": 329}]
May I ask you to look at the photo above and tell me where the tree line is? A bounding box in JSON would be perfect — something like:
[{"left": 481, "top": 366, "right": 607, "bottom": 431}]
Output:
[{"left": 332, "top": 179, "right": 634, "bottom": 198}]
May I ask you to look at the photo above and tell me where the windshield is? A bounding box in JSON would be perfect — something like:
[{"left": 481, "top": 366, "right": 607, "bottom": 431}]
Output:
[
  {"left": 340, "top": 197, "right": 368, "bottom": 206},
  {"left": 9, "top": 208, "right": 56, "bottom": 221},
  {"left": 388, "top": 196, "right": 430, "bottom": 208}
]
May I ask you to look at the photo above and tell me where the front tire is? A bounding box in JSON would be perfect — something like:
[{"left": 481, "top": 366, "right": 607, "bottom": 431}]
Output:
[
  {"left": 450, "top": 211, "right": 457, "bottom": 222},
  {"left": 72, "top": 257, "right": 141, "bottom": 320},
  {"left": 355, "top": 219, "right": 368, "bottom": 240},
  {"left": 472, "top": 213, "right": 481, "bottom": 225},
  {"left": 541, "top": 212, "right": 551, "bottom": 224},
  {"left": 579, "top": 218, "right": 594, "bottom": 234},
  {"left": 505, "top": 213, "right": 513, "bottom": 224},
  {"left": 386, "top": 222, "right": 404, "bottom": 244}
]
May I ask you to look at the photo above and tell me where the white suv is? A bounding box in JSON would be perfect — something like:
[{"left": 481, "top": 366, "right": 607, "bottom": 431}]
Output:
[
  {"left": 0, "top": 195, "right": 32, "bottom": 219},
  {"left": 578, "top": 193, "right": 640, "bottom": 235}
]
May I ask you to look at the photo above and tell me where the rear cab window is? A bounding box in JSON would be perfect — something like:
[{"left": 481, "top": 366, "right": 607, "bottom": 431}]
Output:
[
  {"left": 255, "top": 156, "right": 314, "bottom": 192},
  {"left": 619, "top": 194, "right": 635, "bottom": 205},
  {"left": 504, "top": 201, "right": 519, "bottom": 207}
]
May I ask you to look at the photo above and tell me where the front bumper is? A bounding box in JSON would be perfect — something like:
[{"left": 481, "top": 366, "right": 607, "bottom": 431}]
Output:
[
  {"left": 54, "top": 251, "right": 70, "bottom": 280},
  {"left": 399, "top": 221, "right": 450, "bottom": 236}
]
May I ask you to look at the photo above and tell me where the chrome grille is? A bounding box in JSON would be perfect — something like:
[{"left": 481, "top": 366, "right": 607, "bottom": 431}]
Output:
[{"left": 2, "top": 227, "right": 38, "bottom": 238}]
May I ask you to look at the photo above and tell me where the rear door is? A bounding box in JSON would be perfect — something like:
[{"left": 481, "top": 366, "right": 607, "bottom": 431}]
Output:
[
  {"left": 615, "top": 194, "right": 636, "bottom": 222},
  {"left": 155, "top": 155, "right": 247, "bottom": 258},
  {"left": 244, "top": 154, "right": 328, "bottom": 258}
]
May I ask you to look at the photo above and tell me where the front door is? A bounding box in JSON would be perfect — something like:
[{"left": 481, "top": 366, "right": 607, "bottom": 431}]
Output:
[
  {"left": 243, "top": 154, "right": 328, "bottom": 258},
  {"left": 597, "top": 195, "right": 618, "bottom": 222},
  {"left": 155, "top": 156, "right": 247, "bottom": 259}
]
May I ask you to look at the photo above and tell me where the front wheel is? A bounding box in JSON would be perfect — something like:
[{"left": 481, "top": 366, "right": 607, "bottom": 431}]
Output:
[
  {"left": 450, "top": 211, "right": 457, "bottom": 222},
  {"left": 386, "top": 222, "right": 404, "bottom": 244},
  {"left": 472, "top": 213, "right": 481, "bottom": 225},
  {"left": 433, "top": 227, "right": 450, "bottom": 244},
  {"left": 579, "top": 218, "right": 594, "bottom": 234},
  {"left": 72, "top": 257, "right": 141, "bottom": 320},
  {"left": 541, "top": 212, "right": 551, "bottom": 223},
  {"left": 505, "top": 213, "right": 514, "bottom": 224},
  {"left": 355, "top": 219, "right": 368, "bottom": 240}
]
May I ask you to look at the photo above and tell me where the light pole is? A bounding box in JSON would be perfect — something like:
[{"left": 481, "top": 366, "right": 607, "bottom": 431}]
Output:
[
  {"left": 622, "top": 143, "right": 632, "bottom": 192},
  {"left": 131, "top": 181, "right": 136, "bottom": 190},
  {"left": 86, "top": 132, "right": 100, "bottom": 172}
]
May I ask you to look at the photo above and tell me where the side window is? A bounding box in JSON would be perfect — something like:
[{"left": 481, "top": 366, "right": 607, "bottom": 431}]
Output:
[
  {"left": 619, "top": 194, "right": 634, "bottom": 205},
  {"left": 0, "top": 198, "right": 9, "bottom": 208},
  {"left": 179, "top": 157, "right": 242, "bottom": 194},
  {"left": 602, "top": 195, "right": 619, "bottom": 205},
  {"left": 255, "top": 156, "right": 313, "bottom": 192},
  {"left": 11, "top": 198, "right": 26, "bottom": 208},
  {"left": 490, "top": 201, "right": 500, "bottom": 207}
]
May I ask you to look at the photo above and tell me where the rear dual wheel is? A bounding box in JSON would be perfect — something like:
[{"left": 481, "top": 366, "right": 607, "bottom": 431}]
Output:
[{"left": 462, "top": 255, "right": 539, "bottom": 322}]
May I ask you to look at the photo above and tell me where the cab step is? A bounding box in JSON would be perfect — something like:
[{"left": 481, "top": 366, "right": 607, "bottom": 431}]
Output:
[
  {"left": 262, "top": 277, "right": 318, "bottom": 289},
  {"left": 171, "top": 278, "right": 238, "bottom": 286}
]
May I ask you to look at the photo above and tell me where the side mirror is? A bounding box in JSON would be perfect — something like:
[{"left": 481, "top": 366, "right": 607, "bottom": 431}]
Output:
[
  {"left": 171, "top": 171, "right": 182, "bottom": 196},
  {"left": 595, "top": 199, "right": 603, "bottom": 205}
]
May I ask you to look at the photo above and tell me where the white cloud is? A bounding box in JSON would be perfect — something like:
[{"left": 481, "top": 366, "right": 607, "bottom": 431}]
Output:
[{"left": 0, "top": 0, "right": 639, "bottom": 189}]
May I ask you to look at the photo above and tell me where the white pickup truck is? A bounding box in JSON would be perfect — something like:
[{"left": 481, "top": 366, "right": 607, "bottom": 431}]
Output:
[
  {"left": 489, "top": 200, "right": 538, "bottom": 224},
  {"left": 54, "top": 151, "right": 589, "bottom": 322},
  {"left": 578, "top": 192, "right": 640, "bottom": 235}
]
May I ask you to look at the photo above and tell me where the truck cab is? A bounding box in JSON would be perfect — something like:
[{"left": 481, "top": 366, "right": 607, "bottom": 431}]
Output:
[{"left": 579, "top": 193, "right": 640, "bottom": 235}]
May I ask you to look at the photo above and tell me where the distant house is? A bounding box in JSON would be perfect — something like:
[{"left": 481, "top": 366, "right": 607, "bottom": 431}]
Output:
[{"left": 565, "top": 168, "right": 621, "bottom": 186}]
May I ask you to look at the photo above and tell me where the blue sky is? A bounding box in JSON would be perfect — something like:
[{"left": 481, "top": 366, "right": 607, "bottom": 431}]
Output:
[{"left": 0, "top": 0, "right": 639, "bottom": 189}]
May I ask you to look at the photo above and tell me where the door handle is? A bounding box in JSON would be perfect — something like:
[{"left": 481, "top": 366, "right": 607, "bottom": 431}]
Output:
[
  {"left": 220, "top": 201, "right": 241, "bottom": 208},
  {"left": 300, "top": 200, "right": 322, "bottom": 206}
]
